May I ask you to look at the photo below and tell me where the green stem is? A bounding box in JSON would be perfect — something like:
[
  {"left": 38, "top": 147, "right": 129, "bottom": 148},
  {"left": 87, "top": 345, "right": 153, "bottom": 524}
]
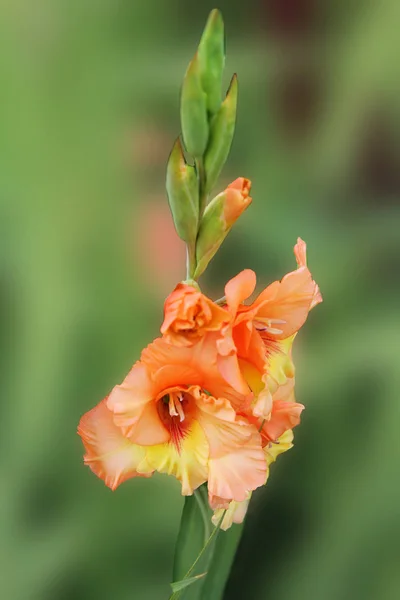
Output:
[
  {"left": 186, "top": 243, "right": 197, "bottom": 280},
  {"left": 169, "top": 511, "right": 226, "bottom": 600}
]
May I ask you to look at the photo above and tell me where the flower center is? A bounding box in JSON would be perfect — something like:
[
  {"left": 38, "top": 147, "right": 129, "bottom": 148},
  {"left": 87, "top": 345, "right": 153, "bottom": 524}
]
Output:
[
  {"left": 163, "top": 390, "right": 186, "bottom": 422},
  {"left": 157, "top": 387, "right": 194, "bottom": 450}
]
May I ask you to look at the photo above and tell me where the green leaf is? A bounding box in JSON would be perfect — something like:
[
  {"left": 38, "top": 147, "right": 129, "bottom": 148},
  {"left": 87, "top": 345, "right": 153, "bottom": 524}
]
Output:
[{"left": 170, "top": 573, "right": 207, "bottom": 593}]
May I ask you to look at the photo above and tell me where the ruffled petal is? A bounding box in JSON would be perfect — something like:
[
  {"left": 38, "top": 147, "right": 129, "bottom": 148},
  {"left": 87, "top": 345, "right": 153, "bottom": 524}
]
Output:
[
  {"left": 106, "top": 363, "right": 170, "bottom": 445},
  {"left": 144, "top": 419, "right": 209, "bottom": 495},
  {"left": 195, "top": 394, "right": 266, "bottom": 505},
  {"left": 263, "top": 399, "right": 304, "bottom": 442},
  {"left": 107, "top": 363, "right": 154, "bottom": 428},
  {"left": 161, "top": 283, "right": 229, "bottom": 346},
  {"left": 77, "top": 399, "right": 152, "bottom": 490}
]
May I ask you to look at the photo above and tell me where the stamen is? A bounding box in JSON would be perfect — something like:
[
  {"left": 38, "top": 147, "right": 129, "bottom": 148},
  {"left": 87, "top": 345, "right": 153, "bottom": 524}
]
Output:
[
  {"left": 255, "top": 323, "right": 284, "bottom": 335},
  {"left": 254, "top": 317, "right": 286, "bottom": 335},
  {"left": 257, "top": 317, "right": 286, "bottom": 325},
  {"left": 175, "top": 401, "right": 185, "bottom": 422},
  {"left": 169, "top": 395, "right": 178, "bottom": 417},
  {"left": 168, "top": 392, "right": 186, "bottom": 422}
]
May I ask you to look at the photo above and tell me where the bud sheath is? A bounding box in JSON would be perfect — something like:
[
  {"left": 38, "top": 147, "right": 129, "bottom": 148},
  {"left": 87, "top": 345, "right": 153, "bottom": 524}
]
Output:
[
  {"left": 204, "top": 74, "right": 238, "bottom": 193},
  {"left": 198, "top": 9, "right": 225, "bottom": 114},
  {"left": 166, "top": 138, "right": 199, "bottom": 246},
  {"left": 181, "top": 53, "right": 209, "bottom": 158}
]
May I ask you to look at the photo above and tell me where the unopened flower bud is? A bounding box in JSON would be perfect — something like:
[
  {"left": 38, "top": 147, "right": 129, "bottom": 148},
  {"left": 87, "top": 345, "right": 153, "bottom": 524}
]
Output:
[
  {"left": 198, "top": 9, "right": 225, "bottom": 114},
  {"left": 194, "top": 177, "right": 252, "bottom": 279},
  {"left": 166, "top": 137, "right": 199, "bottom": 245},
  {"left": 180, "top": 53, "right": 209, "bottom": 158},
  {"left": 204, "top": 74, "right": 238, "bottom": 193}
]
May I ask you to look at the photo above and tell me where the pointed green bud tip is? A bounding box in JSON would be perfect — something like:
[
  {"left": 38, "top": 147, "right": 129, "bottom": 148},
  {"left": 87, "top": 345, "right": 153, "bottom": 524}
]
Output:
[
  {"left": 166, "top": 137, "right": 199, "bottom": 245},
  {"left": 194, "top": 177, "right": 252, "bottom": 279},
  {"left": 204, "top": 74, "right": 238, "bottom": 193},
  {"left": 198, "top": 9, "right": 225, "bottom": 114},
  {"left": 180, "top": 53, "right": 209, "bottom": 158}
]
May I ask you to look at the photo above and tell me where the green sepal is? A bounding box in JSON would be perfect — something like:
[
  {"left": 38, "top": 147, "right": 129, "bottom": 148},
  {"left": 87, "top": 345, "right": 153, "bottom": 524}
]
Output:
[
  {"left": 181, "top": 53, "right": 209, "bottom": 158},
  {"left": 198, "top": 9, "right": 225, "bottom": 114},
  {"left": 166, "top": 137, "right": 199, "bottom": 246},
  {"left": 204, "top": 74, "right": 238, "bottom": 193}
]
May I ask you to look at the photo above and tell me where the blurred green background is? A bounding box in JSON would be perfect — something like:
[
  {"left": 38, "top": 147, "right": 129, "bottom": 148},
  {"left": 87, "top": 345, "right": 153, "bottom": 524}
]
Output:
[{"left": 1, "top": 1, "right": 399, "bottom": 598}]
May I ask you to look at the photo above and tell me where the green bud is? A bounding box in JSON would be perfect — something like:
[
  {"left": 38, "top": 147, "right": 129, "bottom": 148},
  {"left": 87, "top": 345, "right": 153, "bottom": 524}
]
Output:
[
  {"left": 204, "top": 74, "right": 238, "bottom": 193},
  {"left": 166, "top": 137, "right": 199, "bottom": 245},
  {"left": 198, "top": 9, "right": 225, "bottom": 114},
  {"left": 194, "top": 177, "right": 252, "bottom": 279},
  {"left": 180, "top": 53, "right": 209, "bottom": 158}
]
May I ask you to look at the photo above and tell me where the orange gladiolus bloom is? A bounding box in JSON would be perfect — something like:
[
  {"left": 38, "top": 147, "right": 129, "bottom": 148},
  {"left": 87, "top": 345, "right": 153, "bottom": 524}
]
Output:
[
  {"left": 78, "top": 335, "right": 266, "bottom": 508},
  {"left": 217, "top": 238, "right": 322, "bottom": 418},
  {"left": 78, "top": 238, "right": 321, "bottom": 528}
]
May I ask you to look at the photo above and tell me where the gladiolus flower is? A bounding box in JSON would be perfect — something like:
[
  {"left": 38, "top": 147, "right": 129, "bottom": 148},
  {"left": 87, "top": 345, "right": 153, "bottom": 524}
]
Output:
[
  {"left": 218, "top": 238, "right": 322, "bottom": 418},
  {"left": 161, "top": 282, "right": 229, "bottom": 346},
  {"left": 78, "top": 335, "right": 267, "bottom": 507}
]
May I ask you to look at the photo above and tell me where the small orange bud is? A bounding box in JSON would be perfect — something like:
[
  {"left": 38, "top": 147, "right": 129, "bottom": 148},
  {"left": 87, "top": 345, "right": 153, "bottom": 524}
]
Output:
[
  {"left": 223, "top": 178, "right": 252, "bottom": 225},
  {"left": 194, "top": 178, "right": 252, "bottom": 279}
]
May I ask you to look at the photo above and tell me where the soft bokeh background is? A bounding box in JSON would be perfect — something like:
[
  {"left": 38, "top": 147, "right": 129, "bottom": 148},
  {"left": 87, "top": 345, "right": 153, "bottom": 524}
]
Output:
[{"left": 1, "top": 1, "right": 399, "bottom": 598}]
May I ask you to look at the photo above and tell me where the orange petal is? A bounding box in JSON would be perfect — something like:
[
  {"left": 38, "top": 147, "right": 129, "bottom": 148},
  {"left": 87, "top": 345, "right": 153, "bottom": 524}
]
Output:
[
  {"left": 294, "top": 237, "right": 323, "bottom": 309},
  {"left": 124, "top": 401, "right": 170, "bottom": 446},
  {"left": 224, "top": 269, "right": 257, "bottom": 316},
  {"left": 196, "top": 394, "right": 266, "bottom": 504},
  {"left": 254, "top": 267, "right": 316, "bottom": 338},
  {"left": 245, "top": 239, "right": 321, "bottom": 339},
  {"left": 216, "top": 351, "right": 251, "bottom": 397},
  {"left": 161, "top": 283, "right": 229, "bottom": 346},
  {"left": 77, "top": 399, "right": 152, "bottom": 490},
  {"left": 107, "top": 363, "right": 154, "bottom": 429},
  {"left": 263, "top": 400, "right": 304, "bottom": 442},
  {"left": 294, "top": 237, "right": 307, "bottom": 267},
  {"left": 143, "top": 335, "right": 244, "bottom": 408},
  {"left": 106, "top": 363, "right": 170, "bottom": 446}
]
